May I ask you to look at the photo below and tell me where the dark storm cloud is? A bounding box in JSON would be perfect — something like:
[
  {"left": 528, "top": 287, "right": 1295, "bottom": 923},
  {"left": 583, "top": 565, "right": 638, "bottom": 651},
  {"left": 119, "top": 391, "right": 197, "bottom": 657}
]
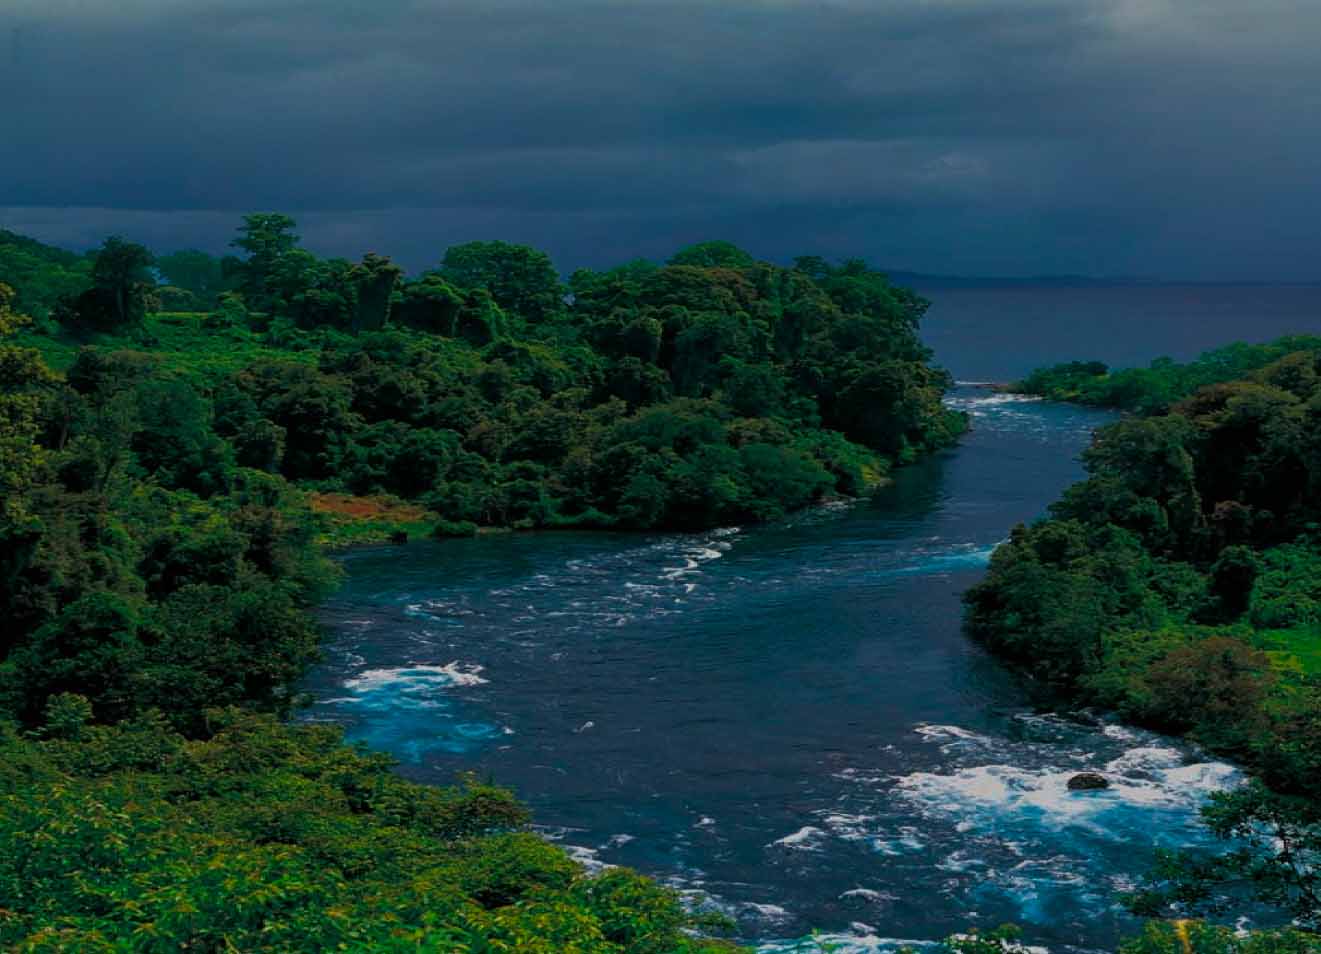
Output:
[{"left": 5, "top": 0, "right": 1321, "bottom": 278}]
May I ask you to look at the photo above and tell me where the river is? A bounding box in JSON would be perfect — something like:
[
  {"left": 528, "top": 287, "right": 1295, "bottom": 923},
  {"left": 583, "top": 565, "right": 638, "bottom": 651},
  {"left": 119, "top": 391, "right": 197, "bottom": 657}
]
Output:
[
  {"left": 303, "top": 283, "right": 1321, "bottom": 948},
  {"left": 302, "top": 381, "right": 1247, "bottom": 953}
]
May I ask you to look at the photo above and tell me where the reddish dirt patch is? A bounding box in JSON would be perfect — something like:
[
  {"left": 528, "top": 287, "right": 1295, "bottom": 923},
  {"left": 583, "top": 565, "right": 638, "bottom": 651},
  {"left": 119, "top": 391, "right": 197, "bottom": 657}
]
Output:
[{"left": 309, "top": 493, "right": 429, "bottom": 522}]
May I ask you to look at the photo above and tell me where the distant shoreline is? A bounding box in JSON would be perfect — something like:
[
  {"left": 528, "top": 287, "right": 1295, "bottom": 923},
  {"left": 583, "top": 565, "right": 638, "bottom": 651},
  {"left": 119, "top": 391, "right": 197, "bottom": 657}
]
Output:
[{"left": 899, "top": 273, "right": 1321, "bottom": 289}]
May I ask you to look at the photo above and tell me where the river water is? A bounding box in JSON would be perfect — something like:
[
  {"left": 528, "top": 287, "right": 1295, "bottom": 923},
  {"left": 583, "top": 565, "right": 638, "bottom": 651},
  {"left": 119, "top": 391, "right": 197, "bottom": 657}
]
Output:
[{"left": 302, "top": 384, "right": 1246, "bottom": 953}]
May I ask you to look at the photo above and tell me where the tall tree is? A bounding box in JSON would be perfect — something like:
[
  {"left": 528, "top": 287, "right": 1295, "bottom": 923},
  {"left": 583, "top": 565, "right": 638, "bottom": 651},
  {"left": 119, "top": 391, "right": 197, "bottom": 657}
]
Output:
[
  {"left": 89, "top": 237, "right": 156, "bottom": 328},
  {"left": 348, "top": 253, "right": 402, "bottom": 333},
  {"left": 231, "top": 214, "right": 300, "bottom": 312}
]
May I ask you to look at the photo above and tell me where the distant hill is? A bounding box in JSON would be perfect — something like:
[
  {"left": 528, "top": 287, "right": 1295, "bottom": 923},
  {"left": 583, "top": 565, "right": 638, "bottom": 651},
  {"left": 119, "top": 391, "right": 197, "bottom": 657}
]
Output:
[{"left": 0, "top": 228, "right": 92, "bottom": 317}]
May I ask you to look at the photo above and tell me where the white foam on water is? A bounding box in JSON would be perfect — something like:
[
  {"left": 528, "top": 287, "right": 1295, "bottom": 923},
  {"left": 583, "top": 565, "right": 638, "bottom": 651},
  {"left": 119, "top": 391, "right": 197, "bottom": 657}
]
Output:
[
  {"left": 659, "top": 536, "right": 736, "bottom": 581},
  {"left": 893, "top": 752, "right": 1238, "bottom": 838},
  {"left": 913, "top": 723, "right": 996, "bottom": 753},
  {"left": 818, "top": 812, "right": 887, "bottom": 847},
  {"left": 1101, "top": 723, "right": 1139, "bottom": 741},
  {"left": 768, "top": 826, "right": 828, "bottom": 851},
  {"left": 869, "top": 828, "right": 926, "bottom": 856},
  {"left": 1104, "top": 744, "right": 1182, "bottom": 775},
  {"left": 945, "top": 391, "right": 1045, "bottom": 413},
  {"left": 819, "top": 810, "right": 923, "bottom": 854},
  {"left": 799, "top": 718, "right": 1247, "bottom": 938},
  {"left": 403, "top": 598, "right": 475, "bottom": 623},
  {"left": 343, "top": 661, "right": 488, "bottom": 694},
  {"left": 477, "top": 527, "right": 748, "bottom": 635},
  {"left": 758, "top": 932, "right": 970, "bottom": 953},
  {"left": 761, "top": 931, "right": 1052, "bottom": 954},
  {"left": 937, "top": 850, "right": 987, "bottom": 873},
  {"left": 867, "top": 539, "right": 1006, "bottom": 580},
  {"left": 883, "top": 542, "right": 1000, "bottom": 577},
  {"left": 840, "top": 888, "right": 896, "bottom": 903},
  {"left": 562, "top": 843, "right": 614, "bottom": 874},
  {"left": 743, "top": 902, "right": 793, "bottom": 922},
  {"left": 334, "top": 663, "right": 490, "bottom": 716}
]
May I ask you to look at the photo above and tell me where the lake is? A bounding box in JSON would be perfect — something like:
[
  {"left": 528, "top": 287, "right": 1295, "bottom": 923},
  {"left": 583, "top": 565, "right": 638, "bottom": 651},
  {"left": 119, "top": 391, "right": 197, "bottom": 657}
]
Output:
[{"left": 917, "top": 282, "right": 1321, "bottom": 381}]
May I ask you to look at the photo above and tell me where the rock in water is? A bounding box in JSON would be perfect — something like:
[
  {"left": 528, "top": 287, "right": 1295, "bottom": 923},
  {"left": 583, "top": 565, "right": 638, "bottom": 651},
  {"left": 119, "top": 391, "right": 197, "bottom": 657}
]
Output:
[{"left": 1067, "top": 772, "right": 1110, "bottom": 791}]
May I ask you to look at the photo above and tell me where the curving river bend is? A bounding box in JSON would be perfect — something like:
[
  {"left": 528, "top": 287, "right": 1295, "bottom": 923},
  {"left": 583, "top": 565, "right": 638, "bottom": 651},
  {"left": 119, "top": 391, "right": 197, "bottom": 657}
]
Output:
[{"left": 302, "top": 387, "right": 1241, "bottom": 954}]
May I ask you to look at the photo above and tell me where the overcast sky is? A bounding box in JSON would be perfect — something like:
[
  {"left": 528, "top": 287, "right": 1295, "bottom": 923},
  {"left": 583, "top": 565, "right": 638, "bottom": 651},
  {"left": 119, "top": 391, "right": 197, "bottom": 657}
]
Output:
[{"left": 4, "top": 0, "right": 1319, "bottom": 279}]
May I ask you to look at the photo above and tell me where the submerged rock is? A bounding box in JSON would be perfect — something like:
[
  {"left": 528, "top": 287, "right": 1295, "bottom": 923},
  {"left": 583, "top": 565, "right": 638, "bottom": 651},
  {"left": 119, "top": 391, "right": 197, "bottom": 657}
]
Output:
[{"left": 1067, "top": 772, "right": 1110, "bottom": 791}]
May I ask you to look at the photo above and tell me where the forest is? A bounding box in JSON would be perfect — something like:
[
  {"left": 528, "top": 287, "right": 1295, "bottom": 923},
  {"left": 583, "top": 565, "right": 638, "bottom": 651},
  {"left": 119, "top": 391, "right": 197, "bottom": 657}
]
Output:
[
  {"left": 970, "top": 340, "right": 1321, "bottom": 945},
  {"left": 0, "top": 219, "right": 1316, "bottom": 951},
  {"left": 1, "top": 220, "right": 965, "bottom": 543}
]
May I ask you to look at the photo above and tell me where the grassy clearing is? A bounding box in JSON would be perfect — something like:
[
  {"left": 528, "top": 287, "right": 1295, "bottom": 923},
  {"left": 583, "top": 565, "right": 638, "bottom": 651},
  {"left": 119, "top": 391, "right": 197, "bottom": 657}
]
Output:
[
  {"left": 17, "top": 311, "right": 318, "bottom": 381},
  {"left": 1259, "top": 627, "right": 1321, "bottom": 677}
]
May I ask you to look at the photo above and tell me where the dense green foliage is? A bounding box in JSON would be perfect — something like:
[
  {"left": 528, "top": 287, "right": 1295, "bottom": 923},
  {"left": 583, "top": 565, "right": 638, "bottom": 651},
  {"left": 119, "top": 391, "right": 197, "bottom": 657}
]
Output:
[
  {"left": 8, "top": 222, "right": 966, "bottom": 536},
  {"left": 0, "top": 229, "right": 93, "bottom": 319},
  {"left": 1118, "top": 922, "right": 1319, "bottom": 953},
  {"left": 0, "top": 710, "right": 744, "bottom": 953},
  {"left": 1014, "top": 336, "right": 1321, "bottom": 413},
  {"left": 969, "top": 343, "right": 1321, "bottom": 938}
]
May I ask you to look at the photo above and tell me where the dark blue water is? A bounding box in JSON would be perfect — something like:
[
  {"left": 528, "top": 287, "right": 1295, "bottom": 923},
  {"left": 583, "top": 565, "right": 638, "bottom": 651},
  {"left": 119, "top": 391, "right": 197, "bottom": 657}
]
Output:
[
  {"left": 303, "top": 385, "right": 1242, "bottom": 953},
  {"left": 918, "top": 284, "right": 1321, "bottom": 381}
]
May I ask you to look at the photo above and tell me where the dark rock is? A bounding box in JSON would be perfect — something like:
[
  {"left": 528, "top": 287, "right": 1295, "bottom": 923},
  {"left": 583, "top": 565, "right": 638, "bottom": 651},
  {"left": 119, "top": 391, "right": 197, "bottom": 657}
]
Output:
[
  {"left": 1067, "top": 772, "right": 1110, "bottom": 791},
  {"left": 390, "top": 530, "right": 409, "bottom": 545}
]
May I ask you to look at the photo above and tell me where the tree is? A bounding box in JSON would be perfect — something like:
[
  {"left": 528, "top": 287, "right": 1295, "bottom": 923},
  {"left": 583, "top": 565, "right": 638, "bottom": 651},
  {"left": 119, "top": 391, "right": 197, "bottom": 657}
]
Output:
[
  {"left": 1119, "top": 922, "right": 1319, "bottom": 953},
  {"left": 281, "top": 251, "right": 352, "bottom": 329},
  {"left": 5, "top": 593, "right": 146, "bottom": 722},
  {"left": 1203, "top": 545, "right": 1260, "bottom": 621},
  {"left": 1138, "top": 635, "right": 1275, "bottom": 748},
  {"left": 234, "top": 360, "right": 359, "bottom": 480},
  {"left": 0, "top": 283, "right": 54, "bottom": 524},
  {"left": 394, "top": 272, "right": 464, "bottom": 334},
  {"left": 672, "top": 313, "right": 754, "bottom": 396},
  {"left": 69, "top": 236, "right": 157, "bottom": 330},
  {"left": 1128, "top": 782, "right": 1321, "bottom": 931},
  {"left": 668, "top": 240, "right": 755, "bottom": 269},
  {"left": 230, "top": 213, "right": 300, "bottom": 312},
  {"left": 156, "top": 249, "right": 228, "bottom": 308},
  {"left": 0, "top": 281, "right": 27, "bottom": 336},
  {"left": 348, "top": 252, "right": 402, "bottom": 333},
  {"left": 132, "top": 377, "right": 235, "bottom": 496},
  {"left": 832, "top": 362, "right": 924, "bottom": 454},
  {"left": 440, "top": 241, "right": 565, "bottom": 325}
]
